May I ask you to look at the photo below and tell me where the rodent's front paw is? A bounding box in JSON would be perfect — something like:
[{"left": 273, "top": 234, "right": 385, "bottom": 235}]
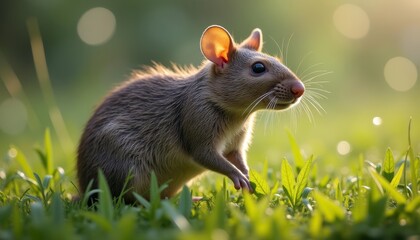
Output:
[
  {"left": 229, "top": 171, "right": 254, "bottom": 193},
  {"left": 243, "top": 169, "right": 249, "bottom": 179}
]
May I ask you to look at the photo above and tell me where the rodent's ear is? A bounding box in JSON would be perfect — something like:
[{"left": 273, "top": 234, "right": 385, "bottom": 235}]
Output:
[
  {"left": 200, "top": 25, "right": 235, "bottom": 67},
  {"left": 240, "top": 28, "right": 263, "bottom": 52}
]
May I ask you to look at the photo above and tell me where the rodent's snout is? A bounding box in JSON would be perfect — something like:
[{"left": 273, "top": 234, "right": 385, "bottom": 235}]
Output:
[{"left": 291, "top": 81, "right": 305, "bottom": 98}]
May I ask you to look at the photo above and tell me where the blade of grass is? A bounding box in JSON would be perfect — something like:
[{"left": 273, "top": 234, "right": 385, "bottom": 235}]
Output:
[
  {"left": 10, "top": 203, "right": 23, "bottom": 239},
  {"left": 132, "top": 192, "right": 151, "bottom": 209},
  {"left": 243, "top": 191, "right": 258, "bottom": 220},
  {"left": 97, "top": 170, "right": 114, "bottom": 221},
  {"left": 281, "top": 158, "right": 296, "bottom": 206},
  {"left": 116, "top": 169, "right": 134, "bottom": 206},
  {"left": 294, "top": 156, "right": 313, "bottom": 204},
  {"left": 250, "top": 170, "right": 270, "bottom": 197},
  {"left": 382, "top": 148, "right": 394, "bottom": 182},
  {"left": 312, "top": 191, "right": 345, "bottom": 222},
  {"left": 405, "top": 195, "right": 420, "bottom": 213},
  {"left": 367, "top": 184, "right": 388, "bottom": 227},
  {"left": 333, "top": 178, "right": 343, "bottom": 202},
  {"left": 390, "top": 163, "right": 405, "bottom": 188},
  {"left": 178, "top": 186, "right": 192, "bottom": 218},
  {"left": 11, "top": 146, "right": 35, "bottom": 180},
  {"left": 270, "top": 181, "right": 280, "bottom": 200},
  {"left": 206, "top": 190, "right": 226, "bottom": 231},
  {"left": 369, "top": 168, "right": 406, "bottom": 204},
  {"left": 115, "top": 212, "right": 137, "bottom": 240},
  {"left": 309, "top": 210, "right": 323, "bottom": 238},
  {"left": 81, "top": 211, "right": 112, "bottom": 232},
  {"left": 162, "top": 201, "right": 190, "bottom": 231},
  {"left": 33, "top": 173, "right": 47, "bottom": 205},
  {"left": 51, "top": 193, "right": 64, "bottom": 226},
  {"left": 30, "top": 202, "right": 46, "bottom": 225},
  {"left": 43, "top": 128, "right": 53, "bottom": 175},
  {"left": 286, "top": 129, "right": 304, "bottom": 170},
  {"left": 27, "top": 17, "right": 74, "bottom": 155},
  {"left": 149, "top": 171, "right": 161, "bottom": 215}
]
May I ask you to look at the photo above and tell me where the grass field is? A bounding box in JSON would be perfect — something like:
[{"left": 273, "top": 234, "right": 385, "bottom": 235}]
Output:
[{"left": 0, "top": 119, "right": 419, "bottom": 239}]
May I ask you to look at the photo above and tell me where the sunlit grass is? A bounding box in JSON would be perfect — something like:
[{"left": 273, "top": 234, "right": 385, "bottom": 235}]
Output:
[{"left": 0, "top": 126, "right": 419, "bottom": 239}]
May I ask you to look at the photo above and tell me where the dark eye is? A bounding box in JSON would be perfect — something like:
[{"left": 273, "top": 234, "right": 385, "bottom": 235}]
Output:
[{"left": 251, "top": 62, "right": 266, "bottom": 74}]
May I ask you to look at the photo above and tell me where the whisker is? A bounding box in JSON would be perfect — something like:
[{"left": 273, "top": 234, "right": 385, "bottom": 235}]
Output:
[
  {"left": 269, "top": 36, "right": 284, "bottom": 61},
  {"left": 300, "top": 99, "right": 315, "bottom": 123},
  {"left": 267, "top": 98, "right": 275, "bottom": 110},
  {"left": 264, "top": 98, "right": 278, "bottom": 134},
  {"left": 304, "top": 94, "right": 326, "bottom": 114},
  {"left": 301, "top": 70, "right": 330, "bottom": 82},
  {"left": 296, "top": 102, "right": 306, "bottom": 117},
  {"left": 281, "top": 38, "right": 286, "bottom": 62},
  {"left": 305, "top": 88, "right": 328, "bottom": 100},
  {"left": 285, "top": 34, "right": 294, "bottom": 67},
  {"left": 295, "top": 51, "right": 313, "bottom": 76},
  {"left": 305, "top": 80, "right": 329, "bottom": 93},
  {"left": 298, "top": 103, "right": 308, "bottom": 123},
  {"left": 242, "top": 91, "right": 272, "bottom": 115},
  {"left": 289, "top": 106, "right": 299, "bottom": 131},
  {"left": 299, "top": 62, "right": 325, "bottom": 78},
  {"left": 304, "top": 81, "right": 330, "bottom": 88},
  {"left": 260, "top": 112, "right": 269, "bottom": 135},
  {"left": 302, "top": 71, "right": 333, "bottom": 83},
  {"left": 305, "top": 89, "right": 329, "bottom": 99},
  {"left": 291, "top": 103, "right": 304, "bottom": 125},
  {"left": 243, "top": 91, "right": 273, "bottom": 119}
]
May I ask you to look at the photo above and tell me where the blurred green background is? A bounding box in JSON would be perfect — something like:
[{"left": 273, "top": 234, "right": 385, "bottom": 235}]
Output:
[{"left": 1, "top": 0, "right": 419, "bottom": 178}]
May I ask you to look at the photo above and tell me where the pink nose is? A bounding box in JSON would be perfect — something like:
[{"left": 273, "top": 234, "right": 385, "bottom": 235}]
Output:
[{"left": 291, "top": 81, "right": 305, "bottom": 98}]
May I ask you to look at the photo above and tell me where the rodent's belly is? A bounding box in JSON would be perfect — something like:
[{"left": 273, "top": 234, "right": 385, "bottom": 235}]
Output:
[
  {"left": 132, "top": 152, "right": 205, "bottom": 197},
  {"left": 161, "top": 158, "right": 206, "bottom": 197},
  {"left": 164, "top": 154, "right": 204, "bottom": 177}
]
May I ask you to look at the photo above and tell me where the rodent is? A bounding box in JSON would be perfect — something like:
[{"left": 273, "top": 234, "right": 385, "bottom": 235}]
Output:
[{"left": 77, "top": 25, "right": 305, "bottom": 203}]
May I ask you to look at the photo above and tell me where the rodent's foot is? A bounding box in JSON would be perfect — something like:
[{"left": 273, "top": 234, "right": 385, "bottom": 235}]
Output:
[{"left": 229, "top": 171, "right": 254, "bottom": 193}]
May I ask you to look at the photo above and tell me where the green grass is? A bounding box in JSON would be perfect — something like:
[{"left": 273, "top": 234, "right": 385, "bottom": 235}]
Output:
[{"left": 0, "top": 126, "right": 419, "bottom": 240}]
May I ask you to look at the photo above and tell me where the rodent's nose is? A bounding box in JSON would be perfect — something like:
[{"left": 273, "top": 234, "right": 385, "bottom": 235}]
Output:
[{"left": 291, "top": 81, "right": 305, "bottom": 98}]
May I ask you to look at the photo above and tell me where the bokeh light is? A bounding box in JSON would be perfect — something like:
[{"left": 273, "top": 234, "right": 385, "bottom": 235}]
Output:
[
  {"left": 333, "top": 4, "right": 370, "bottom": 39},
  {"left": 372, "top": 116, "right": 383, "bottom": 126},
  {"left": 8, "top": 147, "right": 17, "bottom": 158},
  {"left": 337, "top": 141, "right": 351, "bottom": 155},
  {"left": 77, "top": 7, "right": 116, "bottom": 45},
  {"left": 384, "top": 57, "right": 417, "bottom": 92},
  {"left": 0, "top": 98, "right": 27, "bottom": 135}
]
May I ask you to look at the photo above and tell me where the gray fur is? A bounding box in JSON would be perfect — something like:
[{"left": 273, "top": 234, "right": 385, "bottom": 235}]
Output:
[{"left": 77, "top": 26, "right": 304, "bottom": 202}]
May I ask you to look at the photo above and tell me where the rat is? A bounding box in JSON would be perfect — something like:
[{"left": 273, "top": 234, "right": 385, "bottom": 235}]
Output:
[{"left": 77, "top": 25, "right": 305, "bottom": 203}]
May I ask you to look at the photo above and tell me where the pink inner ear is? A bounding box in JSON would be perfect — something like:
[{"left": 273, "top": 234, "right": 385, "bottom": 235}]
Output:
[
  {"left": 200, "top": 25, "right": 234, "bottom": 67},
  {"left": 241, "top": 28, "right": 262, "bottom": 51},
  {"left": 216, "top": 44, "right": 229, "bottom": 64},
  {"left": 204, "top": 43, "right": 228, "bottom": 66}
]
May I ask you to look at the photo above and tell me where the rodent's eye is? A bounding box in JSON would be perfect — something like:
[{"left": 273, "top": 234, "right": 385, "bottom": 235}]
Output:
[{"left": 251, "top": 62, "right": 266, "bottom": 74}]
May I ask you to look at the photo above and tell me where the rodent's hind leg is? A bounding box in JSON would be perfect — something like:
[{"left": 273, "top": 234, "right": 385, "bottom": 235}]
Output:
[{"left": 224, "top": 150, "right": 249, "bottom": 178}]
